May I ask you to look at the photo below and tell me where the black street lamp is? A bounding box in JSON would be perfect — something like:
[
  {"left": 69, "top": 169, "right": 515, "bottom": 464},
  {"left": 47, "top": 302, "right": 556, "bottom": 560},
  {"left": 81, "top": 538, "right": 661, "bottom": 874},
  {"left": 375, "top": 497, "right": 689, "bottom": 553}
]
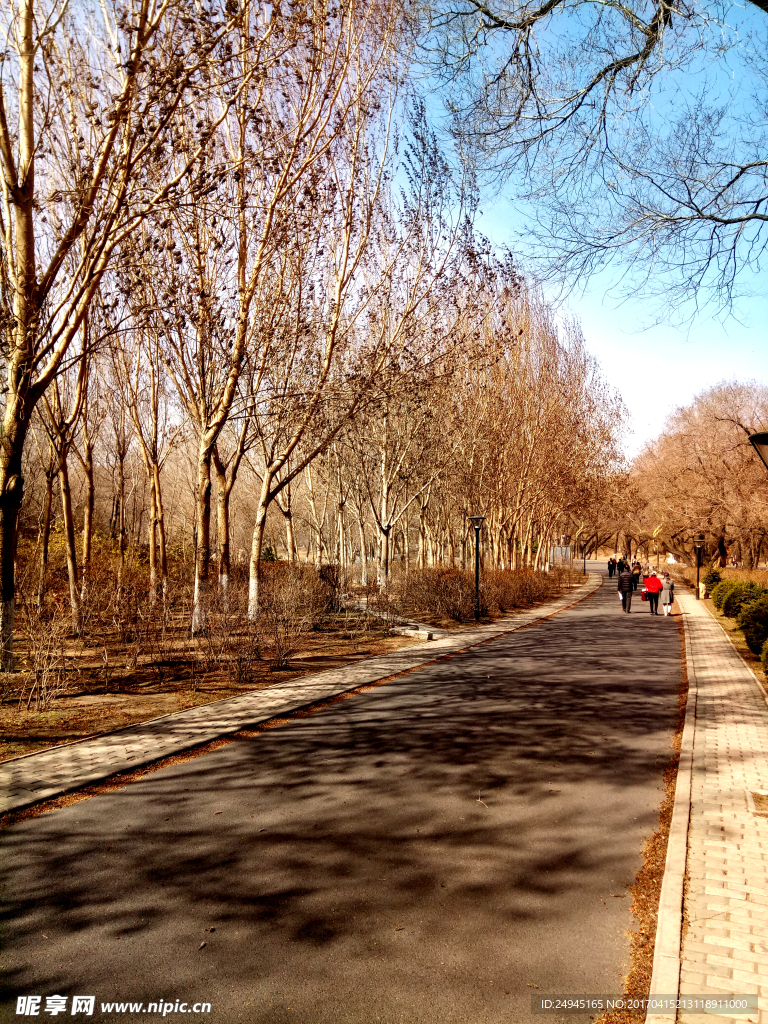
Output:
[
  {"left": 468, "top": 515, "right": 486, "bottom": 621},
  {"left": 749, "top": 432, "right": 768, "bottom": 473},
  {"left": 694, "top": 533, "right": 705, "bottom": 600}
]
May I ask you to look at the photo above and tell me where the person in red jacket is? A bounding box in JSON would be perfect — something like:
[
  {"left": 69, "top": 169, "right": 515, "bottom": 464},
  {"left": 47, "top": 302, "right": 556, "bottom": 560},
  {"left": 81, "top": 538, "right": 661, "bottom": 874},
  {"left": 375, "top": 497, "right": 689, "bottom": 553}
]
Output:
[{"left": 644, "top": 570, "right": 663, "bottom": 615}]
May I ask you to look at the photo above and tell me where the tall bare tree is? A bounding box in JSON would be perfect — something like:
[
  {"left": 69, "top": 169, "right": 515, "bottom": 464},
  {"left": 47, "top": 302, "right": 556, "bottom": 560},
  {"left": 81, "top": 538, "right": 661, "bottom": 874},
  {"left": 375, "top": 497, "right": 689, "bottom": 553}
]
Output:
[{"left": 0, "top": 0, "right": 242, "bottom": 664}]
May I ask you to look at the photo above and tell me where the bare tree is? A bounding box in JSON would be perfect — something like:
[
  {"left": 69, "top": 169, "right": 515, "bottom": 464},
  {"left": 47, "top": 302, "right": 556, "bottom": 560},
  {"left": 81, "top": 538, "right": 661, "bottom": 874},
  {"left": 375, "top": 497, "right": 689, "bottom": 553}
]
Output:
[
  {"left": 0, "top": 0, "right": 243, "bottom": 665},
  {"left": 632, "top": 382, "right": 768, "bottom": 566},
  {"left": 425, "top": 0, "right": 768, "bottom": 312}
]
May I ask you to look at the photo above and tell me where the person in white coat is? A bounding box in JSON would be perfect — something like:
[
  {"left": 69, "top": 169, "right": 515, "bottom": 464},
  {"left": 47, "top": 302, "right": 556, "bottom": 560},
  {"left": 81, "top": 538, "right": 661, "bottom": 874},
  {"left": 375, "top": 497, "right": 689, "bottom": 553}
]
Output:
[{"left": 661, "top": 573, "right": 675, "bottom": 616}]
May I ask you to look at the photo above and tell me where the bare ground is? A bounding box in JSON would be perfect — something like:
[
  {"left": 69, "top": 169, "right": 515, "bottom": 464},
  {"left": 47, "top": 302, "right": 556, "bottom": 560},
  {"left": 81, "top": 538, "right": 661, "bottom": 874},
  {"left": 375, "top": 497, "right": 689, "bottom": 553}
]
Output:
[{"left": 0, "top": 627, "right": 421, "bottom": 763}]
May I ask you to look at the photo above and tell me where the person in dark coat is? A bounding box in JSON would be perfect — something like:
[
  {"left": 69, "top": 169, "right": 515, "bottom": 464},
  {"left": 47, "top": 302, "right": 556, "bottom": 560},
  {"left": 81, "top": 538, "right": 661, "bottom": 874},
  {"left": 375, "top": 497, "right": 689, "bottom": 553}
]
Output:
[
  {"left": 617, "top": 565, "right": 634, "bottom": 612},
  {"left": 607, "top": 557, "right": 616, "bottom": 578},
  {"left": 632, "top": 561, "right": 642, "bottom": 590}
]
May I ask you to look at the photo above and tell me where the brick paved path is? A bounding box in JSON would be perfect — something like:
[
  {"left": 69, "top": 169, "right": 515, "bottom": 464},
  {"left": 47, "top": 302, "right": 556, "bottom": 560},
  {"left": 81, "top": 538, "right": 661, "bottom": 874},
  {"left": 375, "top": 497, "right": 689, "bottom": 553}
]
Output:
[
  {"left": 678, "top": 592, "right": 768, "bottom": 1024},
  {"left": 0, "top": 575, "right": 600, "bottom": 816}
]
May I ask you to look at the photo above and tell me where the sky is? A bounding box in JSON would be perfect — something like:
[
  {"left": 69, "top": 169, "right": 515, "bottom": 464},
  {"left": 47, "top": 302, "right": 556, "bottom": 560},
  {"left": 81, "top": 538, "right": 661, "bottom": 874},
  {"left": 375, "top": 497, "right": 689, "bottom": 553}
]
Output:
[
  {"left": 475, "top": 200, "right": 768, "bottom": 464},
  {"left": 556, "top": 277, "right": 768, "bottom": 460},
  {"left": 426, "top": 0, "right": 768, "bottom": 463}
]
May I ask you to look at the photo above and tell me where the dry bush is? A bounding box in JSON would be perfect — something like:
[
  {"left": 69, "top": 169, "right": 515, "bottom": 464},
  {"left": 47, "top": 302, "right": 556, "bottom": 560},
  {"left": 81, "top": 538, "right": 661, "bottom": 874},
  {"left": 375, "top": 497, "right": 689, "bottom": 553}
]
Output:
[
  {"left": 391, "top": 566, "right": 480, "bottom": 621},
  {"left": 485, "top": 567, "right": 560, "bottom": 612},
  {"left": 17, "top": 610, "right": 71, "bottom": 712},
  {"left": 672, "top": 563, "right": 768, "bottom": 591},
  {"left": 390, "top": 566, "right": 567, "bottom": 622},
  {"left": 256, "top": 563, "right": 333, "bottom": 669}
]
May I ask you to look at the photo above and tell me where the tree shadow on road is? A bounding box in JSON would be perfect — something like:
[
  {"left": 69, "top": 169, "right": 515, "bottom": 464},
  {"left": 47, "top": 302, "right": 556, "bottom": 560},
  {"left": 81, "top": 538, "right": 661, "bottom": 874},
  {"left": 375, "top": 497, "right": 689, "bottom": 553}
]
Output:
[{"left": 1, "top": 582, "right": 692, "bottom": 1023}]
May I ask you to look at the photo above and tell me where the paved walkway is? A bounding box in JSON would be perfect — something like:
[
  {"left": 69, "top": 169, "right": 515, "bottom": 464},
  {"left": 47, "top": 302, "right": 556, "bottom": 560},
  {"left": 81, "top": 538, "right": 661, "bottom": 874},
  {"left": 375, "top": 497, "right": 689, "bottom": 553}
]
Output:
[
  {"left": 0, "top": 575, "right": 601, "bottom": 816},
  {"left": 676, "top": 592, "right": 768, "bottom": 1024},
  {"left": 1, "top": 567, "right": 680, "bottom": 1024}
]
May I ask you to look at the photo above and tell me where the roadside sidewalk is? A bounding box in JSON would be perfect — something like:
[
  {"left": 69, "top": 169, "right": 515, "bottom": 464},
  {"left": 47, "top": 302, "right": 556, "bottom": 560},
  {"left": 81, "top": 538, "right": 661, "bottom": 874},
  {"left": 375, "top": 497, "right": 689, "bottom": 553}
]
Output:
[
  {"left": 650, "top": 591, "right": 768, "bottom": 1024},
  {"left": 0, "top": 574, "right": 601, "bottom": 816}
]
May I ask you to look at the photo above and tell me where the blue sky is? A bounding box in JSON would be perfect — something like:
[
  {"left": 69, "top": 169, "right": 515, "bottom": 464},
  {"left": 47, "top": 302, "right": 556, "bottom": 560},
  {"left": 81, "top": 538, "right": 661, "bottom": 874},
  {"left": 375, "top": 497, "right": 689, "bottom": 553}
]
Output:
[
  {"left": 554, "top": 274, "right": 768, "bottom": 459},
  {"left": 476, "top": 196, "right": 768, "bottom": 459},
  {"left": 427, "top": 0, "right": 768, "bottom": 461}
]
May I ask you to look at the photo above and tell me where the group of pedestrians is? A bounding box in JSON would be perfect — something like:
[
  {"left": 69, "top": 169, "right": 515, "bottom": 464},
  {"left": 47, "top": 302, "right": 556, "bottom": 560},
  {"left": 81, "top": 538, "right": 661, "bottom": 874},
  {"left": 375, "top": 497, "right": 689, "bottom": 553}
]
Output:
[{"left": 609, "top": 556, "right": 675, "bottom": 615}]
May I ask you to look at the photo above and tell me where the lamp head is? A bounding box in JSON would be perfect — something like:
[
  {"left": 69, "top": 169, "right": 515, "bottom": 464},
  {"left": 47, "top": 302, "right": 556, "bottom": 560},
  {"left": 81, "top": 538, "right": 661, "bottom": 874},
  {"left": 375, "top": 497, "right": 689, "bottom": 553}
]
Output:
[{"left": 749, "top": 432, "right": 768, "bottom": 473}]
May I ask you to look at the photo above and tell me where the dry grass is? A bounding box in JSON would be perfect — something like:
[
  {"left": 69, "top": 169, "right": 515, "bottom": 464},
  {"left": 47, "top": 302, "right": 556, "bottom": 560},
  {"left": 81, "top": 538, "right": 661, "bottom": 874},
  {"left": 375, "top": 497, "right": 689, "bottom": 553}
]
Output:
[
  {"left": 672, "top": 565, "right": 768, "bottom": 591},
  {"left": 0, "top": 628, "right": 421, "bottom": 763}
]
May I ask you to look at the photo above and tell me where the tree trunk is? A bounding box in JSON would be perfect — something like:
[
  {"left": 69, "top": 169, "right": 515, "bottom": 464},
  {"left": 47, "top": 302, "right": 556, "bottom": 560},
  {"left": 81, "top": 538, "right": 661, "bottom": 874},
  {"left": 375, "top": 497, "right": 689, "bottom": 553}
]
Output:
[
  {"left": 378, "top": 525, "right": 390, "bottom": 585},
  {"left": 248, "top": 472, "right": 274, "bottom": 620},
  {"left": 214, "top": 457, "right": 231, "bottom": 608},
  {"left": 192, "top": 448, "right": 213, "bottom": 633},
  {"left": 284, "top": 510, "right": 296, "bottom": 563},
  {"left": 80, "top": 444, "right": 95, "bottom": 603},
  {"left": 305, "top": 466, "right": 324, "bottom": 567},
  {"left": 37, "top": 467, "right": 55, "bottom": 610},
  {"left": 58, "top": 454, "right": 82, "bottom": 634},
  {"left": 152, "top": 465, "right": 168, "bottom": 603},
  {"left": 418, "top": 506, "right": 427, "bottom": 568},
  {"left": 147, "top": 478, "right": 158, "bottom": 606},
  {"left": 337, "top": 505, "right": 346, "bottom": 569},
  {"left": 0, "top": 447, "right": 26, "bottom": 669},
  {"left": 116, "top": 451, "right": 126, "bottom": 597},
  {"left": 356, "top": 515, "right": 367, "bottom": 586}
]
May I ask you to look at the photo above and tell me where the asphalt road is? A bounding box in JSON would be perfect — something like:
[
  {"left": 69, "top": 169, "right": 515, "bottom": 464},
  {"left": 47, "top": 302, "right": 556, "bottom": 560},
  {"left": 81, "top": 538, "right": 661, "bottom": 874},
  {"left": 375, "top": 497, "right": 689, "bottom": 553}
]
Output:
[{"left": 1, "top": 570, "right": 683, "bottom": 1024}]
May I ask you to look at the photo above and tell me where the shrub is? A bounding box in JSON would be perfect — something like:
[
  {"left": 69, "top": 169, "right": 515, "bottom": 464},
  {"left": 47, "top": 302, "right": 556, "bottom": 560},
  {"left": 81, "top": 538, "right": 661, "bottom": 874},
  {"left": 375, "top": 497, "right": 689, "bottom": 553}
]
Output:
[
  {"left": 485, "top": 568, "right": 556, "bottom": 611},
  {"left": 703, "top": 568, "right": 722, "bottom": 590},
  {"left": 738, "top": 596, "right": 768, "bottom": 654},
  {"left": 257, "top": 563, "right": 331, "bottom": 668},
  {"left": 389, "top": 566, "right": 562, "bottom": 622},
  {"left": 722, "top": 582, "right": 766, "bottom": 618},
  {"left": 393, "top": 567, "right": 480, "bottom": 622},
  {"left": 317, "top": 564, "right": 345, "bottom": 612},
  {"left": 762, "top": 637, "right": 768, "bottom": 675},
  {"left": 711, "top": 579, "right": 738, "bottom": 610}
]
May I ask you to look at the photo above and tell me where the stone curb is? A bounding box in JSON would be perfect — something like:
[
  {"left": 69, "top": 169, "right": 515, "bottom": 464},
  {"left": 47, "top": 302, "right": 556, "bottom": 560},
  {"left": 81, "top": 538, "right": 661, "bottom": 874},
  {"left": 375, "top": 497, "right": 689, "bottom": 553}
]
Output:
[
  {"left": 645, "top": 595, "right": 698, "bottom": 1024},
  {"left": 0, "top": 574, "right": 602, "bottom": 816}
]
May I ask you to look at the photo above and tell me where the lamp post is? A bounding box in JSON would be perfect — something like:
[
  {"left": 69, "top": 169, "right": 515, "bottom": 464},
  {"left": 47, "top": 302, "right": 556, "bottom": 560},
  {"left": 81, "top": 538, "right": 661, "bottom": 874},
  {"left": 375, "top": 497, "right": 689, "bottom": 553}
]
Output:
[
  {"left": 468, "top": 515, "right": 486, "bottom": 621},
  {"left": 694, "top": 533, "right": 705, "bottom": 600},
  {"left": 749, "top": 434, "right": 768, "bottom": 569}
]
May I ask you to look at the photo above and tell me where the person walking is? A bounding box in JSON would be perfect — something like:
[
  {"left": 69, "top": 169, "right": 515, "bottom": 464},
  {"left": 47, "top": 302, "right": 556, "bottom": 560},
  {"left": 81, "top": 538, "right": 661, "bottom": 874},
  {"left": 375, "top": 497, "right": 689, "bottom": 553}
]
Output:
[
  {"left": 644, "top": 570, "right": 663, "bottom": 614},
  {"left": 632, "top": 561, "right": 642, "bottom": 592},
  {"left": 617, "top": 563, "right": 634, "bottom": 612},
  {"left": 661, "top": 573, "right": 675, "bottom": 616},
  {"left": 608, "top": 557, "right": 616, "bottom": 578}
]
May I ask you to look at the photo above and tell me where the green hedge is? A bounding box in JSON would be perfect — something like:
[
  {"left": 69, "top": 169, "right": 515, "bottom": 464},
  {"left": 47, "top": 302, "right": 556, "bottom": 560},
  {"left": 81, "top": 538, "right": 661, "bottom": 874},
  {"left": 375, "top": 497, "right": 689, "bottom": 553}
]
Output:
[
  {"left": 703, "top": 568, "right": 722, "bottom": 590},
  {"left": 738, "top": 596, "right": 768, "bottom": 654},
  {"left": 711, "top": 579, "right": 739, "bottom": 611},
  {"left": 721, "top": 582, "right": 766, "bottom": 618},
  {"left": 762, "top": 637, "right": 768, "bottom": 674}
]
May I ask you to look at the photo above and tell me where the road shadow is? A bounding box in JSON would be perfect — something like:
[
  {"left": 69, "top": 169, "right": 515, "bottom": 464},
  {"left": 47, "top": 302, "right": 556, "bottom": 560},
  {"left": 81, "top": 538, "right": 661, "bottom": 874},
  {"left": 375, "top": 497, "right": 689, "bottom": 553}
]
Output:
[{"left": 1, "top": 577, "right": 685, "bottom": 1024}]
